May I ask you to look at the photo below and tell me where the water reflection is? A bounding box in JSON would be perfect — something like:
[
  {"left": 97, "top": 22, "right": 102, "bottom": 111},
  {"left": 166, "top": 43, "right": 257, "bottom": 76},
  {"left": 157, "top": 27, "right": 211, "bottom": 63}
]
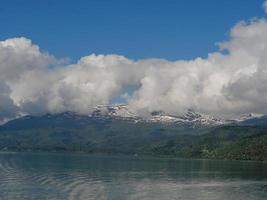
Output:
[{"left": 0, "top": 152, "right": 266, "bottom": 200}]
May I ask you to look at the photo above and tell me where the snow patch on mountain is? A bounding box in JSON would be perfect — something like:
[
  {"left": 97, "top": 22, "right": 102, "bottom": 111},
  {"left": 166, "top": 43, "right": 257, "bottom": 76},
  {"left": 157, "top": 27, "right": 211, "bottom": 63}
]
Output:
[
  {"left": 1, "top": 104, "right": 264, "bottom": 126},
  {"left": 234, "top": 113, "right": 264, "bottom": 122},
  {"left": 88, "top": 105, "right": 225, "bottom": 125}
]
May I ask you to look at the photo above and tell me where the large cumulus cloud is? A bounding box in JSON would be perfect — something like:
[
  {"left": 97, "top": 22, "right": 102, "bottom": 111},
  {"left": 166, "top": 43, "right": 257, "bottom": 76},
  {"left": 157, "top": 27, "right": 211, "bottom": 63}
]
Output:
[{"left": 1, "top": 18, "right": 267, "bottom": 121}]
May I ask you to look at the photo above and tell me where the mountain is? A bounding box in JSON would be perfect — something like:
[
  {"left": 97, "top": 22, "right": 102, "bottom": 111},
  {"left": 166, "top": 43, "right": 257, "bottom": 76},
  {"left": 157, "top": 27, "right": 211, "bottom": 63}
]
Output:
[
  {"left": 234, "top": 113, "right": 264, "bottom": 122},
  {"left": 91, "top": 105, "right": 139, "bottom": 121},
  {"left": 148, "top": 109, "right": 225, "bottom": 126},
  {"left": 90, "top": 105, "right": 267, "bottom": 126},
  {"left": 0, "top": 106, "right": 221, "bottom": 154},
  {"left": 0, "top": 105, "right": 267, "bottom": 161},
  {"left": 0, "top": 110, "right": 208, "bottom": 154},
  {"left": 1, "top": 105, "right": 266, "bottom": 130},
  {"left": 239, "top": 115, "right": 267, "bottom": 125},
  {"left": 0, "top": 112, "right": 94, "bottom": 131},
  {"left": 89, "top": 105, "right": 225, "bottom": 126}
]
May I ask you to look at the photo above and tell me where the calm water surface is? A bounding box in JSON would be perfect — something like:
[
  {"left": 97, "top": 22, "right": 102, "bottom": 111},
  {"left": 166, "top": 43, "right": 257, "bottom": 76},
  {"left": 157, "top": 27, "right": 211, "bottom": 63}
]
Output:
[{"left": 0, "top": 152, "right": 266, "bottom": 200}]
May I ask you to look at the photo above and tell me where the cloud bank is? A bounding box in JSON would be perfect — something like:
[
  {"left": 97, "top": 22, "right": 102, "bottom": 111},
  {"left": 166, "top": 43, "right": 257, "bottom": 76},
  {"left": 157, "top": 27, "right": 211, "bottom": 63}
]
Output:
[{"left": 1, "top": 18, "right": 267, "bottom": 121}]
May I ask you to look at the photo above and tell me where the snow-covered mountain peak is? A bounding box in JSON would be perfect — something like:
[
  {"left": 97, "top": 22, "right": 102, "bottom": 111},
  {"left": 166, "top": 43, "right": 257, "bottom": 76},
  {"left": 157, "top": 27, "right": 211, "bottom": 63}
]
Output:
[
  {"left": 1, "top": 104, "right": 266, "bottom": 127},
  {"left": 148, "top": 109, "right": 225, "bottom": 125},
  {"left": 89, "top": 105, "right": 225, "bottom": 126},
  {"left": 234, "top": 113, "right": 264, "bottom": 122},
  {"left": 90, "top": 105, "right": 139, "bottom": 120}
]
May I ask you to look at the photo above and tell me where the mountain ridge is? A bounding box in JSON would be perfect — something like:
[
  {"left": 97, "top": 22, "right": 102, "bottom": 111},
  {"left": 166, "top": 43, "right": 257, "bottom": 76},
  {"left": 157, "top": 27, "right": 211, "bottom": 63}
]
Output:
[
  {"left": 0, "top": 105, "right": 267, "bottom": 161},
  {"left": 0, "top": 104, "right": 265, "bottom": 128}
]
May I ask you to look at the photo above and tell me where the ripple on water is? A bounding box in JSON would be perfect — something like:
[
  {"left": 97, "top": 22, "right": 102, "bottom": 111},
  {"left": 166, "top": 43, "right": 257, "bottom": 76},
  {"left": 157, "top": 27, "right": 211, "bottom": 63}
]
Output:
[{"left": 0, "top": 153, "right": 267, "bottom": 200}]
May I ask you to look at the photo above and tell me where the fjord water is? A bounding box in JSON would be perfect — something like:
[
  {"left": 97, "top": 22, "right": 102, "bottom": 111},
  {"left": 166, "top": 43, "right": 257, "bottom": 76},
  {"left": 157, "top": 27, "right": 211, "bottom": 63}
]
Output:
[{"left": 0, "top": 152, "right": 266, "bottom": 200}]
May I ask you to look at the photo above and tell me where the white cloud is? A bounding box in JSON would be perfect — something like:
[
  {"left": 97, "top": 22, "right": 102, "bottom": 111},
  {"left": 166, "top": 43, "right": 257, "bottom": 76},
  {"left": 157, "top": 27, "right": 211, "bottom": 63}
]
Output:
[{"left": 1, "top": 18, "right": 267, "bottom": 121}]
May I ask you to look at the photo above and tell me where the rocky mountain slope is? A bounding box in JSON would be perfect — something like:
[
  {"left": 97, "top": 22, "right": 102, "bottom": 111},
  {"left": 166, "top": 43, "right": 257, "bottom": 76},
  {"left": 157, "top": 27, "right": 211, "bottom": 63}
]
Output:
[
  {"left": 0, "top": 104, "right": 265, "bottom": 128},
  {"left": 90, "top": 105, "right": 225, "bottom": 126}
]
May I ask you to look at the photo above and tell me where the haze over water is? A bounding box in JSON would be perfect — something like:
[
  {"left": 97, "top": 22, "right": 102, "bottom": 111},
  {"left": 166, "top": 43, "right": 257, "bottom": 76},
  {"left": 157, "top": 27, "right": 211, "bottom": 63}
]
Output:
[{"left": 0, "top": 152, "right": 266, "bottom": 200}]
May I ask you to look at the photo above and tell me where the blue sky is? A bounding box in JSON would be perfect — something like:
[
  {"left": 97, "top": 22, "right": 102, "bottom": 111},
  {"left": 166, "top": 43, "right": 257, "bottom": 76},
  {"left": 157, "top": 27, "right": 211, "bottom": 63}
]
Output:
[{"left": 0, "top": 0, "right": 266, "bottom": 62}]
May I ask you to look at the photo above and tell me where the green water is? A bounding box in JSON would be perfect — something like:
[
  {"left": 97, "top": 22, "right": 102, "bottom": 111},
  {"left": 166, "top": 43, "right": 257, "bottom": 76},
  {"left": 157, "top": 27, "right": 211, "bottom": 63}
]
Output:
[{"left": 0, "top": 152, "right": 266, "bottom": 200}]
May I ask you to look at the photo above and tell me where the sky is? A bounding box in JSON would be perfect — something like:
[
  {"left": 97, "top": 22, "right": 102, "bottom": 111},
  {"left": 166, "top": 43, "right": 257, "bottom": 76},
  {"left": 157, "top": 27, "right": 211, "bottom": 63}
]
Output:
[
  {"left": 0, "top": 0, "right": 266, "bottom": 61},
  {"left": 1, "top": 0, "right": 267, "bottom": 122}
]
